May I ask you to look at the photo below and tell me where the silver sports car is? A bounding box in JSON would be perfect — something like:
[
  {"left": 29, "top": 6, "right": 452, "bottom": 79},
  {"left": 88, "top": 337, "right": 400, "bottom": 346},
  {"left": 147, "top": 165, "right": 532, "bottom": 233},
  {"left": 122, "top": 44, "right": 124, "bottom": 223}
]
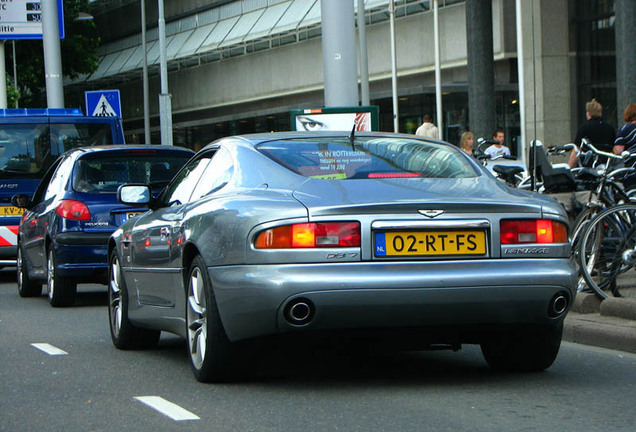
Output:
[{"left": 108, "top": 132, "right": 576, "bottom": 382}]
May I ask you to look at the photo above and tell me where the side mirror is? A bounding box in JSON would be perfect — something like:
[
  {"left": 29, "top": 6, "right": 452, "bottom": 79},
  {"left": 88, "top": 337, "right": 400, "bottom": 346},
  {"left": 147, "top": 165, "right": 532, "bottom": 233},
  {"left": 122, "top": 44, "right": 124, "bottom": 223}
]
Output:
[
  {"left": 117, "top": 185, "right": 151, "bottom": 206},
  {"left": 11, "top": 194, "right": 31, "bottom": 209}
]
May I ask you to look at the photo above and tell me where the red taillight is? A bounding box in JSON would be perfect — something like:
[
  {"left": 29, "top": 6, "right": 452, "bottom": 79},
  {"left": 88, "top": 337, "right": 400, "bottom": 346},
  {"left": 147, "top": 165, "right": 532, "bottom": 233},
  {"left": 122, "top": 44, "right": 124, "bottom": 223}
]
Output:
[
  {"left": 367, "top": 173, "right": 420, "bottom": 178},
  {"left": 55, "top": 200, "right": 91, "bottom": 221},
  {"left": 255, "top": 222, "right": 361, "bottom": 249},
  {"left": 500, "top": 219, "right": 568, "bottom": 244}
]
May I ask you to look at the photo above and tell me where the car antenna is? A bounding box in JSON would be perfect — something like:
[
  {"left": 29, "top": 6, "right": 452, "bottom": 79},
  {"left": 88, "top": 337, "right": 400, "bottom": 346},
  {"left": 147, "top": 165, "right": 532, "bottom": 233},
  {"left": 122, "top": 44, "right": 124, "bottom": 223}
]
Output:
[{"left": 349, "top": 122, "right": 356, "bottom": 150}]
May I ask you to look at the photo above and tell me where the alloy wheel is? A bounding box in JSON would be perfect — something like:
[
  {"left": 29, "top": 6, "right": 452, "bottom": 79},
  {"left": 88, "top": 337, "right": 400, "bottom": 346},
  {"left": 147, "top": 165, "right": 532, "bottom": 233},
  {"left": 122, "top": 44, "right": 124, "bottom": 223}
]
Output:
[
  {"left": 109, "top": 256, "right": 122, "bottom": 338},
  {"left": 16, "top": 247, "right": 24, "bottom": 289},
  {"left": 187, "top": 267, "right": 207, "bottom": 370},
  {"left": 47, "top": 250, "right": 55, "bottom": 301}
]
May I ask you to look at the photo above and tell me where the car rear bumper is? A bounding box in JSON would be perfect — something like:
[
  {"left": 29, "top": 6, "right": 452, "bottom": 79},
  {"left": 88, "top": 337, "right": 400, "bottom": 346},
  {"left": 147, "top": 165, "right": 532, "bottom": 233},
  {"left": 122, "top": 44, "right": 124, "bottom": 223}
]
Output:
[
  {"left": 56, "top": 232, "right": 113, "bottom": 245},
  {"left": 208, "top": 259, "right": 577, "bottom": 342},
  {"left": 54, "top": 240, "right": 109, "bottom": 283}
]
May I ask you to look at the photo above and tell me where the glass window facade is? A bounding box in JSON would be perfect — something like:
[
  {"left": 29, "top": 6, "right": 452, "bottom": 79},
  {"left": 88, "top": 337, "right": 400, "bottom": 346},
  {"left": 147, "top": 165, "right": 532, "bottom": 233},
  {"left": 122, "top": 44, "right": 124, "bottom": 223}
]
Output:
[{"left": 574, "top": 0, "right": 617, "bottom": 129}]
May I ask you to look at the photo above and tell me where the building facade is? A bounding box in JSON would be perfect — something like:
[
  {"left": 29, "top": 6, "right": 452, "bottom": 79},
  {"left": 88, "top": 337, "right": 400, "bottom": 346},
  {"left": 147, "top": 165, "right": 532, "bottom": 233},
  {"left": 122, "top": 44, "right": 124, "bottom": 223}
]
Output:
[{"left": 67, "top": 0, "right": 629, "bottom": 156}]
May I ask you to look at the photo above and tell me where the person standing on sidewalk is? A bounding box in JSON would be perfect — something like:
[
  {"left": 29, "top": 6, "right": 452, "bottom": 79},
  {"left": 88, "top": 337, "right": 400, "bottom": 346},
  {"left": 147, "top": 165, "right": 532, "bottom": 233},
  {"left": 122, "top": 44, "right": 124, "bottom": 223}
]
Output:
[
  {"left": 415, "top": 114, "right": 438, "bottom": 139},
  {"left": 483, "top": 129, "right": 511, "bottom": 158},
  {"left": 459, "top": 131, "right": 475, "bottom": 156},
  {"left": 568, "top": 99, "right": 615, "bottom": 168},
  {"left": 613, "top": 103, "right": 636, "bottom": 191}
]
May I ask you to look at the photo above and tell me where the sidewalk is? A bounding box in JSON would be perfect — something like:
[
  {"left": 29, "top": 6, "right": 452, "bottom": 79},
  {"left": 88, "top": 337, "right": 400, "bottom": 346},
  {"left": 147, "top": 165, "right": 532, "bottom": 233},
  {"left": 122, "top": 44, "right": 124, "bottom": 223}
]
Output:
[{"left": 563, "top": 292, "right": 636, "bottom": 354}]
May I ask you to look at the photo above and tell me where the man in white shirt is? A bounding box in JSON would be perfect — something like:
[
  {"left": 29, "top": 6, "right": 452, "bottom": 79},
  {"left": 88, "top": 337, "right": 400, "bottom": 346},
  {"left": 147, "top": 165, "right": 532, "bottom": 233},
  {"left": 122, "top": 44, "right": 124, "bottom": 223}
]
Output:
[
  {"left": 484, "top": 129, "right": 511, "bottom": 157},
  {"left": 415, "top": 114, "right": 439, "bottom": 139}
]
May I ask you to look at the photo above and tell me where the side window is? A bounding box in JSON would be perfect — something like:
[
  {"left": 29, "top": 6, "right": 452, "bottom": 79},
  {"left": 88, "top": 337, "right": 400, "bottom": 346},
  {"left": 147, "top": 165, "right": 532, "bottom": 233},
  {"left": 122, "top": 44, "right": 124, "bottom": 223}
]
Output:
[
  {"left": 43, "top": 156, "right": 75, "bottom": 202},
  {"left": 162, "top": 152, "right": 214, "bottom": 206},
  {"left": 190, "top": 148, "right": 234, "bottom": 201},
  {"left": 30, "top": 157, "right": 63, "bottom": 205}
]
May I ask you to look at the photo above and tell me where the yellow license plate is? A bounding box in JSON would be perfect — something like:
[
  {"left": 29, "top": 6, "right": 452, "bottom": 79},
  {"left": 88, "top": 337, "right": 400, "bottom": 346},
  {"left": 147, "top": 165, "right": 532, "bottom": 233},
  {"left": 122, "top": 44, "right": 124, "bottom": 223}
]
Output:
[
  {"left": 0, "top": 206, "right": 25, "bottom": 217},
  {"left": 374, "top": 230, "right": 487, "bottom": 256}
]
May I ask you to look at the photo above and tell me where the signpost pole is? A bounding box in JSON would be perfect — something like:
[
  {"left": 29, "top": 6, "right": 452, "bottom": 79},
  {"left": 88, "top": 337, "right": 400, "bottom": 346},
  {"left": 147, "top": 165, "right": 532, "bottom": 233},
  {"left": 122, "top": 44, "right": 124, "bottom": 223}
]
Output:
[
  {"left": 42, "top": 0, "right": 65, "bottom": 108},
  {"left": 158, "top": 0, "right": 173, "bottom": 146},
  {"left": 12, "top": 41, "right": 18, "bottom": 108},
  {"left": 0, "top": 42, "right": 7, "bottom": 108},
  {"left": 141, "top": 0, "right": 151, "bottom": 144}
]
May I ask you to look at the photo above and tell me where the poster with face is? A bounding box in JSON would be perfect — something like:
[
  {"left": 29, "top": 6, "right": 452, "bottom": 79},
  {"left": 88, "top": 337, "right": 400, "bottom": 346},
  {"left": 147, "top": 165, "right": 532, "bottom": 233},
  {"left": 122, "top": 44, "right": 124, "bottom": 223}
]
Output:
[{"left": 295, "top": 112, "right": 372, "bottom": 132}]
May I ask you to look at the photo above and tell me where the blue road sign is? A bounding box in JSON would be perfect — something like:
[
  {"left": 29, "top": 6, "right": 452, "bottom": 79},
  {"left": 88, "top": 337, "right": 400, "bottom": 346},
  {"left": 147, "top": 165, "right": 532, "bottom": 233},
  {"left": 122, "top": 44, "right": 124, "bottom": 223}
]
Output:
[
  {"left": 85, "top": 90, "right": 122, "bottom": 118},
  {"left": 0, "top": 0, "right": 65, "bottom": 40}
]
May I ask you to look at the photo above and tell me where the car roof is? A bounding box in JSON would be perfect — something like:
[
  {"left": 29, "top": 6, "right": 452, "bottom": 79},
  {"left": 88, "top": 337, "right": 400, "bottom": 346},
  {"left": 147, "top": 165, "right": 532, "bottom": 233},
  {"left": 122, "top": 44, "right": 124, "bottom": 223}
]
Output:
[
  {"left": 212, "top": 131, "right": 447, "bottom": 148},
  {"left": 66, "top": 145, "right": 195, "bottom": 157}
]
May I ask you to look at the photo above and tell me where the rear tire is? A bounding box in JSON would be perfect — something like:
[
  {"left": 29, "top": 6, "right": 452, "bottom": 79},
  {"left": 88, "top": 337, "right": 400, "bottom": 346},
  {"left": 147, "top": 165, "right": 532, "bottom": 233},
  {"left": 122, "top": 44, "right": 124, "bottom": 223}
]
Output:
[
  {"left": 17, "top": 244, "right": 42, "bottom": 297},
  {"left": 46, "top": 248, "right": 77, "bottom": 307},
  {"left": 186, "top": 255, "right": 242, "bottom": 383},
  {"left": 480, "top": 323, "right": 563, "bottom": 372},
  {"left": 108, "top": 249, "right": 160, "bottom": 349}
]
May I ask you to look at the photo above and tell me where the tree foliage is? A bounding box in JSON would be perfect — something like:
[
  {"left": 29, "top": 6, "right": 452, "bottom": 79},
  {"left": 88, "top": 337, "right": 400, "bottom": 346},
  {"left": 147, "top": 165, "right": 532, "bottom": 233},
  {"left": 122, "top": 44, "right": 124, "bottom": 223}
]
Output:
[{"left": 6, "top": 0, "right": 100, "bottom": 108}]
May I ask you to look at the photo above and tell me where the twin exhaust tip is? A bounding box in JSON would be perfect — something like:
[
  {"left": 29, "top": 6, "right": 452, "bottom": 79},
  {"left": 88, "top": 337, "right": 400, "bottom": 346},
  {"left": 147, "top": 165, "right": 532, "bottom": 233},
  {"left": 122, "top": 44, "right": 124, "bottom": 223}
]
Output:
[
  {"left": 284, "top": 293, "right": 569, "bottom": 325},
  {"left": 284, "top": 298, "right": 314, "bottom": 326},
  {"left": 548, "top": 292, "right": 569, "bottom": 318}
]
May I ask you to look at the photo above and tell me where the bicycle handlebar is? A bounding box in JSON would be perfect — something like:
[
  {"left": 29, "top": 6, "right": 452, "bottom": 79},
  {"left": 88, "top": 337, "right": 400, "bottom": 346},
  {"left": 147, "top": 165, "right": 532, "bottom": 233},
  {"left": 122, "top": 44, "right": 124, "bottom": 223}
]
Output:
[
  {"left": 580, "top": 138, "right": 628, "bottom": 161},
  {"left": 548, "top": 143, "right": 577, "bottom": 155}
]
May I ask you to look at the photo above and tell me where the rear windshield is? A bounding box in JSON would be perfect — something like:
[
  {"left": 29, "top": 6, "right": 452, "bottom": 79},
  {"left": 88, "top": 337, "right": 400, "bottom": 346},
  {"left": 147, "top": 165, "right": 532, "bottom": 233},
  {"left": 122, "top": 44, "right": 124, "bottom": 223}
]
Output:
[
  {"left": 72, "top": 151, "right": 191, "bottom": 193},
  {"left": 257, "top": 137, "right": 479, "bottom": 179}
]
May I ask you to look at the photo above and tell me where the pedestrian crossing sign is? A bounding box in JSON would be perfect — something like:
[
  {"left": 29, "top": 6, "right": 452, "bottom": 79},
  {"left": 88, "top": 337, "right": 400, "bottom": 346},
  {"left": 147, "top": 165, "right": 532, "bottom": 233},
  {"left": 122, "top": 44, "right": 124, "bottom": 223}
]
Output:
[{"left": 84, "top": 90, "right": 122, "bottom": 118}]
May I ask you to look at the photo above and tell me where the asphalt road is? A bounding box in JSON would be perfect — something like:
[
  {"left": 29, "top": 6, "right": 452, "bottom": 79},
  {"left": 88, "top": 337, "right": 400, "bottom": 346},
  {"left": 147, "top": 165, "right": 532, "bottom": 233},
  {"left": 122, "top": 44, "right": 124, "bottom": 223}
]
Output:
[{"left": 1, "top": 268, "right": 635, "bottom": 432}]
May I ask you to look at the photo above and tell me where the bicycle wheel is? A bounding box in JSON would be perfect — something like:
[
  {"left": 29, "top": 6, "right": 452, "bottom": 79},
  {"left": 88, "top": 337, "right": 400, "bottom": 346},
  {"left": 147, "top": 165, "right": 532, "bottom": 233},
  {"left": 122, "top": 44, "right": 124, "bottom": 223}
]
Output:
[
  {"left": 578, "top": 204, "right": 636, "bottom": 299},
  {"left": 608, "top": 224, "right": 636, "bottom": 298},
  {"left": 570, "top": 206, "right": 599, "bottom": 251}
]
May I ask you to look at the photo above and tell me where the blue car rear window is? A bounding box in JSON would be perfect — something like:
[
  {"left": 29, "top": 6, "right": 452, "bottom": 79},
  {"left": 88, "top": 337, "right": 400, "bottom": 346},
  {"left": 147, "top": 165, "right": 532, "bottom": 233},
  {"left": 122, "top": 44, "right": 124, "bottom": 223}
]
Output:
[
  {"left": 73, "top": 152, "right": 191, "bottom": 193},
  {"left": 257, "top": 137, "right": 479, "bottom": 180}
]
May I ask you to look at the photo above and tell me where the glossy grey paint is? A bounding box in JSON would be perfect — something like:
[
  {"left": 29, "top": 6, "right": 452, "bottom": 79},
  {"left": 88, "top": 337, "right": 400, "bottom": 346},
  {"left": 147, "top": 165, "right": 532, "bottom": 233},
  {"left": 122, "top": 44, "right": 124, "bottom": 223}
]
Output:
[{"left": 110, "top": 132, "right": 576, "bottom": 342}]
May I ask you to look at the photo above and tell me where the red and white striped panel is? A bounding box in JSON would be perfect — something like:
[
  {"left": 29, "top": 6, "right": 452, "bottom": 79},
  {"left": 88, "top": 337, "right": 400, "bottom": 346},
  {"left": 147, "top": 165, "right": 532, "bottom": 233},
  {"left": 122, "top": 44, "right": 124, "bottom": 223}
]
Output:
[{"left": 0, "top": 226, "right": 19, "bottom": 247}]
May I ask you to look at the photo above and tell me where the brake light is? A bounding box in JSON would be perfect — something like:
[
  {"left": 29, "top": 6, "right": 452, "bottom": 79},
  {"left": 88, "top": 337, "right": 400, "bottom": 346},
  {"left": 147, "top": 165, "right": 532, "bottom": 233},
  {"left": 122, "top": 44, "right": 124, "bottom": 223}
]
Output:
[
  {"left": 55, "top": 200, "right": 91, "bottom": 221},
  {"left": 125, "top": 149, "right": 156, "bottom": 154},
  {"left": 255, "top": 222, "right": 360, "bottom": 248},
  {"left": 368, "top": 173, "right": 420, "bottom": 178},
  {"left": 500, "top": 219, "right": 568, "bottom": 244}
]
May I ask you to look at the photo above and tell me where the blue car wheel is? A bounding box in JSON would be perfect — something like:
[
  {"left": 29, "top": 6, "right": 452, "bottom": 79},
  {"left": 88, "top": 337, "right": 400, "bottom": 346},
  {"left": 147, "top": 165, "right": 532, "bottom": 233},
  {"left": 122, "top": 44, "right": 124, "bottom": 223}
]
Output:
[
  {"left": 17, "top": 244, "right": 42, "bottom": 298},
  {"left": 46, "top": 248, "right": 77, "bottom": 307}
]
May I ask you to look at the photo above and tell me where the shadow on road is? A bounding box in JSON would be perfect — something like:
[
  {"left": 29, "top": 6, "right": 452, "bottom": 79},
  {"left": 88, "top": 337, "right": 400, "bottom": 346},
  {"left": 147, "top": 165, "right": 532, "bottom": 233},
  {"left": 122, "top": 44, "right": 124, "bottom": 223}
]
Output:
[{"left": 142, "top": 333, "right": 514, "bottom": 387}]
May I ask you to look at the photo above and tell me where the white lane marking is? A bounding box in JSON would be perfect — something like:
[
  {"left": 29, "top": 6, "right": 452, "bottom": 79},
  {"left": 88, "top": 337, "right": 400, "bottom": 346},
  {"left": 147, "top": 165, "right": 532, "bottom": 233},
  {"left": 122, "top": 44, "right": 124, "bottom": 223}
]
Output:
[
  {"left": 134, "top": 396, "right": 200, "bottom": 421},
  {"left": 31, "top": 343, "right": 68, "bottom": 356}
]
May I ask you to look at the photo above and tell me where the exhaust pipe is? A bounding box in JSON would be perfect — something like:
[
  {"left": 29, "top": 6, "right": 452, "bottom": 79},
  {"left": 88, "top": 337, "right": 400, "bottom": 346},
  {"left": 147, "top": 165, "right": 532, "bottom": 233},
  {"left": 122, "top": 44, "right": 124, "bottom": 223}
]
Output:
[
  {"left": 284, "top": 298, "right": 314, "bottom": 325},
  {"left": 548, "top": 293, "right": 569, "bottom": 317}
]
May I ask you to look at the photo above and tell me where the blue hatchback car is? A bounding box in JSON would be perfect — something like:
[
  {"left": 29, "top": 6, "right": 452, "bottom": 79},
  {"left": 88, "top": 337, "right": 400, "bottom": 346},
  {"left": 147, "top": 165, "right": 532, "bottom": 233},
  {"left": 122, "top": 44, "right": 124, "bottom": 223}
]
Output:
[{"left": 12, "top": 145, "right": 194, "bottom": 307}]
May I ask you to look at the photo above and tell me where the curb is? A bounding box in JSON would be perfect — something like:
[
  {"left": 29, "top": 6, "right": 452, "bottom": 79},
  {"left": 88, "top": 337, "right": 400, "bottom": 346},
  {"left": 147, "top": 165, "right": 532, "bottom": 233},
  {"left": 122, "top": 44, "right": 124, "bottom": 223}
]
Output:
[
  {"left": 563, "top": 312, "right": 636, "bottom": 354},
  {"left": 563, "top": 293, "right": 636, "bottom": 354}
]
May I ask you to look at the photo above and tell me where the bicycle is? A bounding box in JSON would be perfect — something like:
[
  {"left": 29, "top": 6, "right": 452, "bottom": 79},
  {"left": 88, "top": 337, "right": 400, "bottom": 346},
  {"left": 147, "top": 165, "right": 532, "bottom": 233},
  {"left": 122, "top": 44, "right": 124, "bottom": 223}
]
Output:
[
  {"left": 577, "top": 203, "right": 636, "bottom": 299},
  {"left": 566, "top": 139, "right": 635, "bottom": 253}
]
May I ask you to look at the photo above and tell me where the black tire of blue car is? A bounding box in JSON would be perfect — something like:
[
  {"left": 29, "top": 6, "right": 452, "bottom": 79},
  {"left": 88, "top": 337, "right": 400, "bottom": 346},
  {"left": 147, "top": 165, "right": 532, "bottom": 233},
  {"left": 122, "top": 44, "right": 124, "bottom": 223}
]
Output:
[
  {"left": 187, "top": 255, "right": 244, "bottom": 383},
  {"left": 108, "top": 250, "right": 161, "bottom": 349},
  {"left": 17, "top": 244, "right": 42, "bottom": 297},
  {"left": 46, "top": 248, "right": 77, "bottom": 307},
  {"left": 480, "top": 322, "right": 563, "bottom": 372}
]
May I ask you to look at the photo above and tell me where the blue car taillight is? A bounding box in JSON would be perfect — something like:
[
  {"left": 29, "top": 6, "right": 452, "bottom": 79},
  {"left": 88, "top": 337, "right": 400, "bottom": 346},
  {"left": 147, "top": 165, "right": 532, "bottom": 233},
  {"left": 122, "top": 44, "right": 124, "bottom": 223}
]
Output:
[{"left": 55, "top": 200, "right": 91, "bottom": 221}]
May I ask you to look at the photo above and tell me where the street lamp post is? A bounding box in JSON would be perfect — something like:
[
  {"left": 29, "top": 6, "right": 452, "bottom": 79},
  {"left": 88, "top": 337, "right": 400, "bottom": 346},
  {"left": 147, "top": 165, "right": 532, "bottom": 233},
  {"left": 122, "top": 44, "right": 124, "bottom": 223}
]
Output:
[{"left": 158, "top": 0, "right": 173, "bottom": 146}]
